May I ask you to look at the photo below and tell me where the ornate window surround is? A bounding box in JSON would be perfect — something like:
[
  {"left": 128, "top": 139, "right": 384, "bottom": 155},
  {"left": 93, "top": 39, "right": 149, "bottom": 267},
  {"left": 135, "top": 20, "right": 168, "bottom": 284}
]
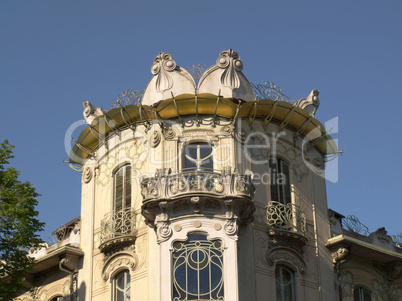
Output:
[{"left": 159, "top": 217, "right": 239, "bottom": 301}]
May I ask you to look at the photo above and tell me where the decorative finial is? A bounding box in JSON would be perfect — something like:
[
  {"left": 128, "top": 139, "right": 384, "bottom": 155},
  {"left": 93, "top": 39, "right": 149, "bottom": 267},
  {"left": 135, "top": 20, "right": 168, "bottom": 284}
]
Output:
[
  {"left": 151, "top": 52, "right": 177, "bottom": 93},
  {"left": 216, "top": 49, "right": 243, "bottom": 89},
  {"left": 295, "top": 89, "right": 320, "bottom": 117},
  {"left": 82, "top": 101, "right": 104, "bottom": 125}
]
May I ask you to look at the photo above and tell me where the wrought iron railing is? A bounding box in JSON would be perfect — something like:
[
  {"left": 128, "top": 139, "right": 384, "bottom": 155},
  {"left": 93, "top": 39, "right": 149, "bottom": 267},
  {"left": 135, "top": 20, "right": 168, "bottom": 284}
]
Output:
[
  {"left": 100, "top": 208, "right": 137, "bottom": 248},
  {"left": 141, "top": 168, "right": 254, "bottom": 202},
  {"left": 266, "top": 201, "right": 306, "bottom": 236},
  {"left": 341, "top": 215, "right": 369, "bottom": 236}
]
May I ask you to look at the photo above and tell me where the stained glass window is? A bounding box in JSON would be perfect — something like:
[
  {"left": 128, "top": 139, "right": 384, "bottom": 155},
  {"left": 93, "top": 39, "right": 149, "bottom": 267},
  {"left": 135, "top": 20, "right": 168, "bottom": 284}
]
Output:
[{"left": 172, "top": 233, "right": 224, "bottom": 301}]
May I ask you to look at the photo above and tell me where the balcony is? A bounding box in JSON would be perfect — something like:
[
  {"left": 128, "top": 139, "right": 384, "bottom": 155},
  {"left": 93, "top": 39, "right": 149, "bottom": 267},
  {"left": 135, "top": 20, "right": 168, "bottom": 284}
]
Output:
[
  {"left": 266, "top": 201, "right": 307, "bottom": 245},
  {"left": 99, "top": 208, "right": 137, "bottom": 253},
  {"left": 141, "top": 168, "right": 255, "bottom": 226}
]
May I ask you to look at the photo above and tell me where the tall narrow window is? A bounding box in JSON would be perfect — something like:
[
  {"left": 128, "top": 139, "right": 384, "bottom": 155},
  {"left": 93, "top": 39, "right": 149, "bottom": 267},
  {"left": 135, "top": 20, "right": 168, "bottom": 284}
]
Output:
[
  {"left": 113, "top": 270, "right": 131, "bottom": 301},
  {"left": 354, "top": 287, "right": 371, "bottom": 301},
  {"left": 183, "top": 143, "right": 214, "bottom": 171},
  {"left": 270, "top": 158, "right": 291, "bottom": 204},
  {"left": 172, "top": 233, "right": 224, "bottom": 300},
  {"left": 114, "top": 164, "right": 132, "bottom": 212},
  {"left": 275, "top": 266, "right": 295, "bottom": 301}
]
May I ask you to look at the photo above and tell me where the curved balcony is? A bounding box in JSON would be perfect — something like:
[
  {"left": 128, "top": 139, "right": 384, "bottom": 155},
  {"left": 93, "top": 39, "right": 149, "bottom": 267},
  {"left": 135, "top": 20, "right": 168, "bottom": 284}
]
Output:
[
  {"left": 266, "top": 201, "right": 307, "bottom": 244},
  {"left": 141, "top": 168, "right": 255, "bottom": 226},
  {"left": 99, "top": 208, "right": 137, "bottom": 253}
]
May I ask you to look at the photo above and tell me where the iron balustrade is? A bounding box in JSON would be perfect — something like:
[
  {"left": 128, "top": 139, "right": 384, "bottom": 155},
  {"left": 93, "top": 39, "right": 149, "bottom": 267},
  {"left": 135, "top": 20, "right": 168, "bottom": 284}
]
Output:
[
  {"left": 266, "top": 201, "right": 306, "bottom": 236},
  {"left": 99, "top": 208, "right": 137, "bottom": 252}
]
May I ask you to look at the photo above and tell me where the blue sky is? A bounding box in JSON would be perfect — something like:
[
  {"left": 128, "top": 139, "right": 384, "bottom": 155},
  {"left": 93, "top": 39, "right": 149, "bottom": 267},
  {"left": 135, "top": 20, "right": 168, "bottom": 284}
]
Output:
[{"left": 1, "top": 0, "right": 401, "bottom": 240}]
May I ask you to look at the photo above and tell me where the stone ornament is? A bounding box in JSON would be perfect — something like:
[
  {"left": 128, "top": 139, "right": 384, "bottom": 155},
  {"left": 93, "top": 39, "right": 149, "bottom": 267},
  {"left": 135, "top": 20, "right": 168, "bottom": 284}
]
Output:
[
  {"left": 163, "top": 128, "right": 176, "bottom": 140},
  {"left": 82, "top": 100, "right": 104, "bottom": 125},
  {"left": 83, "top": 167, "right": 92, "bottom": 183},
  {"left": 151, "top": 52, "right": 177, "bottom": 93},
  {"left": 216, "top": 49, "right": 243, "bottom": 89},
  {"left": 295, "top": 89, "right": 320, "bottom": 117},
  {"left": 157, "top": 221, "right": 172, "bottom": 242},
  {"left": 151, "top": 130, "right": 161, "bottom": 148},
  {"left": 331, "top": 247, "right": 349, "bottom": 265},
  {"left": 224, "top": 219, "right": 238, "bottom": 236}
]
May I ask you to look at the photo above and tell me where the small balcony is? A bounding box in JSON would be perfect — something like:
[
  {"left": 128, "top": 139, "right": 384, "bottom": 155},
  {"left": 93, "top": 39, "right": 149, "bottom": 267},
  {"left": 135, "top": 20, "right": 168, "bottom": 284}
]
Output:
[
  {"left": 141, "top": 168, "right": 255, "bottom": 225},
  {"left": 266, "top": 201, "right": 307, "bottom": 242},
  {"left": 141, "top": 168, "right": 254, "bottom": 201},
  {"left": 99, "top": 208, "right": 137, "bottom": 253}
]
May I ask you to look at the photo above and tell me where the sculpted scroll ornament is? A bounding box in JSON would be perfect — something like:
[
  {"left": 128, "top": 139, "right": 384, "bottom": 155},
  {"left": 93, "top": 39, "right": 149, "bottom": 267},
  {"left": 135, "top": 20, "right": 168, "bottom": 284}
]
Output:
[{"left": 151, "top": 52, "right": 177, "bottom": 93}]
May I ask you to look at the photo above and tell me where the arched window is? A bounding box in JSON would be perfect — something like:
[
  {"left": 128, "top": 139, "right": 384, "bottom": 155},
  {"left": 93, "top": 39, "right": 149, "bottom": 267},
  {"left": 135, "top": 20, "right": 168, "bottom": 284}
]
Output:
[
  {"left": 354, "top": 286, "right": 371, "bottom": 301},
  {"left": 172, "top": 233, "right": 224, "bottom": 300},
  {"left": 275, "top": 265, "right": 295, "bottom": 301},
  {"left": 183, "top": 142, "right": 214, "bottom": 171},
  {"left": 269, "top": 158, "right": 291, "bottom": 204},
  {"left": 113, "top": 270, "right": 131, "bottom": 301},
  {"left": 49, "top": 297, "right": 64, "bottom": 301},
  {"left": 113, "top": 164, "right": 132, "bottom": 212}
]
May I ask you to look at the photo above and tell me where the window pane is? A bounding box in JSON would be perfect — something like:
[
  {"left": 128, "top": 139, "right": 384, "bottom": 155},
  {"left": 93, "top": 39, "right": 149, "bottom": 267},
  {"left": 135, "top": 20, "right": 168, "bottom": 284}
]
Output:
[
  {"left": 183, "top": 143, "right": 213, "bottom": 170},
  {"left": 270, "top": 158, "right": 291, "bottom": 205}
]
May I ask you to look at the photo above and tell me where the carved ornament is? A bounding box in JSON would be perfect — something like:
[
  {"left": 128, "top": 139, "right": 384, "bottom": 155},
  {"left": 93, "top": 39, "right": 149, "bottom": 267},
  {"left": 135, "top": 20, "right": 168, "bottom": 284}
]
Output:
[
  {"left": 83, "top": 167, "right": 92, "bottom": 183},
  {"left": 151, "top": 53, "right": 177, "bottom": 93},
  {"left": 216, "top": 49, "right": 243, "bottom": 89}
]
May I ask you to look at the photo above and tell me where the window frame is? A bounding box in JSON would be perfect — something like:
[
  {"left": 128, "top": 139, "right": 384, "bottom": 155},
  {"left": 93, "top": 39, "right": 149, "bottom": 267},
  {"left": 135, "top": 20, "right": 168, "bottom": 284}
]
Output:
[{"left": 182, "top": 141, "right": 215, "bottom": 172}]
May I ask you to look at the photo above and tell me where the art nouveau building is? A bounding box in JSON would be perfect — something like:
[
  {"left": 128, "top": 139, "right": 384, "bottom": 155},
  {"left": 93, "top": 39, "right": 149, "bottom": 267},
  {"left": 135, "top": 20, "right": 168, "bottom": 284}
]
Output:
[{"left": 17, "top": 50, "right": 402, "bottom": 301}]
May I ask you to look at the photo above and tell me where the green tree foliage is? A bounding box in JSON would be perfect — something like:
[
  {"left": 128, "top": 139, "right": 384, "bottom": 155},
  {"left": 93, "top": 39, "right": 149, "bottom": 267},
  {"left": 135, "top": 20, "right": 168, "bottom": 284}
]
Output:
[{"left": 0, "top": 140, "right": 45, "bottom": 300}]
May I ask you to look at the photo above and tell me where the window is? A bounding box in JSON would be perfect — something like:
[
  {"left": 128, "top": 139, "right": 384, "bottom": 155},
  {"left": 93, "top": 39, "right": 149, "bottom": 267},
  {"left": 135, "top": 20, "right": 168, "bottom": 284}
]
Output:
[
  {"left": 354, "top": 287, "right": 371, "bottom": 301},
  {"left": 275, "top": 266, "right": 295, "bottom": 301},
  {"left": 49, "top": 297, "right": 64, "bottom": 301},
  {"left": 183, "top": 143, "right": 214, "bottom": 171},
  {"left": 114, "top": 164, "right": 132, "bottom": 212},
  {"left": 270, "top": 158, "right": 291, "bottom": 204},
  {"left": 172, "top": 233, "right": 224, "bottom": 300},
  {"left": 113, "top": 270, "right": 131, "bottom": 301}
]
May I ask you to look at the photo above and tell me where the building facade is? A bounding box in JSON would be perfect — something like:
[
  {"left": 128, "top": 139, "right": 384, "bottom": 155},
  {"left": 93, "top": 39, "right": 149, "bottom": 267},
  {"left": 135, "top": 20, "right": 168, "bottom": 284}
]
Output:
[{"left": 17, "top": 50, "right": 402, "bottom": 301}]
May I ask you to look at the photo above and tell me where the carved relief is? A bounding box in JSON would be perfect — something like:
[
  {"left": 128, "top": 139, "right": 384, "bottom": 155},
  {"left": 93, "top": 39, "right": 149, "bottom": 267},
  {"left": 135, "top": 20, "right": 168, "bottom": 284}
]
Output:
[
  {"left": 102, "top": 251, "right": 138, "bottom": 282},
  {"left": 151, "top": 130, "right": 161, "bottom": 148},
  {"left": 266, "top": 249, "right": 306, "bottom": 275},
  {"left": 224, "top": 219, "right": 238, "bottom": 236},
  {"left": 164, "top": 128, "right": 176, "bottom": 140},
  {"left": 83, "top": 167, "right": 92, "bottom": 183},
  {"left": 331, "top": 247, "right": 349, "bottom": 265}
]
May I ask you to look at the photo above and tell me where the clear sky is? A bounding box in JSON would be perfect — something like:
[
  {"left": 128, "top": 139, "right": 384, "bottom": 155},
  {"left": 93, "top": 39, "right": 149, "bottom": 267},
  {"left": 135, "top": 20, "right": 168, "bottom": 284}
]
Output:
[{"left": 1, "top": 0, "right": 401, "bottom": 240}]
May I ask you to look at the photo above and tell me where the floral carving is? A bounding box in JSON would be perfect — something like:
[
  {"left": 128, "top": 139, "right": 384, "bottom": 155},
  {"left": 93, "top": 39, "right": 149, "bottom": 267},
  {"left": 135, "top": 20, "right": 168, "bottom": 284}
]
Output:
[
  {"left": 151, "top": 52, "right": 177, "bottom": 93},
  {"left": 224, "top": 219, "right": 238, "bottom": 236}
]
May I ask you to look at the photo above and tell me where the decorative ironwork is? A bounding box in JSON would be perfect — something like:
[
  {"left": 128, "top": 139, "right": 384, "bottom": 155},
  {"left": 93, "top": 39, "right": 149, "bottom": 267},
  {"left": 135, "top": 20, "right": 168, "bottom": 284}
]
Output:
[
  {"left": 187, "top": 63, "right": 206, "bottom": 85},
  {"left": 48, "top": 224, "right": 75, "bottom": 245},
  {"left": 392, "top": 233, "right": 402, "bottom": 248},
  {"left": 172, "top": 234, "right": 224, "bottom": 301},
  {"left": 266, "top": 201, "right": 306, "bottom": 236},
  {"left": 99, "top": 208, "right": 137, "bottom": 252},
  {"left": 252, "top": 82, "right": 292, "bottom": 102},
  {"left": 341, "top": 215, "right": 369, "bottom": 236},
  {"left": 110, "top": 88, "right": 144, "bottom": 109},
  {"left": 141, "top": 168, "right": 254, "bottom": 201}
]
